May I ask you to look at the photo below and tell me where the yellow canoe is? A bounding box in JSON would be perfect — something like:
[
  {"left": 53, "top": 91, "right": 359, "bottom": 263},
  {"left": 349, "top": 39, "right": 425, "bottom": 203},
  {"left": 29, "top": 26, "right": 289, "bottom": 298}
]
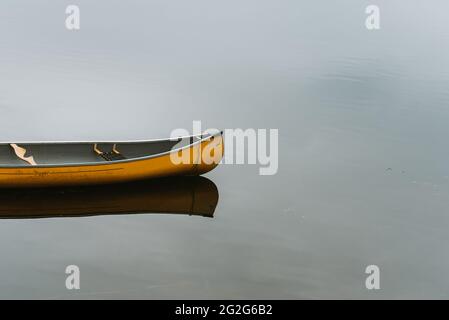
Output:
[
  {"left": 0, "top": 132, "right": 223, "bottom": 188},
  {"left": 0, "top": 176, "right": 218, "bottom": 219}
]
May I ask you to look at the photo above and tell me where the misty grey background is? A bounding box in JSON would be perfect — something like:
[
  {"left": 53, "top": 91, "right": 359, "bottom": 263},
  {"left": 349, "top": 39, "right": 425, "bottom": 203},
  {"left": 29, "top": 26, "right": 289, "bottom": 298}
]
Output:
[{"left": 0, "top": 0, "right": 449, "bottom": 299}]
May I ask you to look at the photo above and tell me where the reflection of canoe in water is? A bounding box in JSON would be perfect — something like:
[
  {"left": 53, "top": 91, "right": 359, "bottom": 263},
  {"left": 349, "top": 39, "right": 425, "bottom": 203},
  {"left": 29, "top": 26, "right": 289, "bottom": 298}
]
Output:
[
  {"left": 0, "top": 177, "right": 219, "bottom": 219},
  {"left": 0, "top": 132, "right": 223, "bottom": 188}
]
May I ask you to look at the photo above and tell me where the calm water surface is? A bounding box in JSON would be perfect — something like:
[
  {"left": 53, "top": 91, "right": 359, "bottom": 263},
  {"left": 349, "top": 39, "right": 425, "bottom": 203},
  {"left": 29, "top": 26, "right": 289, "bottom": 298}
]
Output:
[{"left": 0, "top": 0, "right": 448, "bottom": 298}]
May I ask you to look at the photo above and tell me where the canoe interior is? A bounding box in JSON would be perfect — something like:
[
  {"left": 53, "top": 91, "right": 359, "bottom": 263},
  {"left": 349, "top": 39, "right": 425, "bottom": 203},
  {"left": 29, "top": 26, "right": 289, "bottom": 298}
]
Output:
[{"left": 0, "top": 136, "right": 198, "bottom": 167}]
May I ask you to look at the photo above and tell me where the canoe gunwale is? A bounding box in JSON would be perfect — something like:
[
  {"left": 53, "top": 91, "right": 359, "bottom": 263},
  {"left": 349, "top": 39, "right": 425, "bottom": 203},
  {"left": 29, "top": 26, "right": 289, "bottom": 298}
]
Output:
[{"left": 0, "top": 133, "right": 205, "bottom": 145}]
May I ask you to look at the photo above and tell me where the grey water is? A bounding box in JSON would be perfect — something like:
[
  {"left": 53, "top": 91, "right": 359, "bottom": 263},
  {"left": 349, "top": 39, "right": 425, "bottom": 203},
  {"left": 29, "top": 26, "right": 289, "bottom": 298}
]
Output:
[{"left": 0, "top": 0, "right": 449, "bottom": 299}]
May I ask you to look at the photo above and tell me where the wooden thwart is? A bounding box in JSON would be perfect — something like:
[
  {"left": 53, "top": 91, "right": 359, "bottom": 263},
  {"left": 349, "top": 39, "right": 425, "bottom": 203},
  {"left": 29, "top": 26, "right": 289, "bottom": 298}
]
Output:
[
  {"left": 93, "top": 143, "right": 126, "bottom": 161},
  {"left": 9, "top": 144, "right": 37, "bottom": 166}
]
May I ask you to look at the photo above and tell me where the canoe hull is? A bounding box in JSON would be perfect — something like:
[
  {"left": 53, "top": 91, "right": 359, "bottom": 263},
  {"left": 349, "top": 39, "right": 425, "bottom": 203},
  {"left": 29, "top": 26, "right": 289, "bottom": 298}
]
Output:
[{"left": 0, "top": 135, "right": 223, "bottom": 188}]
